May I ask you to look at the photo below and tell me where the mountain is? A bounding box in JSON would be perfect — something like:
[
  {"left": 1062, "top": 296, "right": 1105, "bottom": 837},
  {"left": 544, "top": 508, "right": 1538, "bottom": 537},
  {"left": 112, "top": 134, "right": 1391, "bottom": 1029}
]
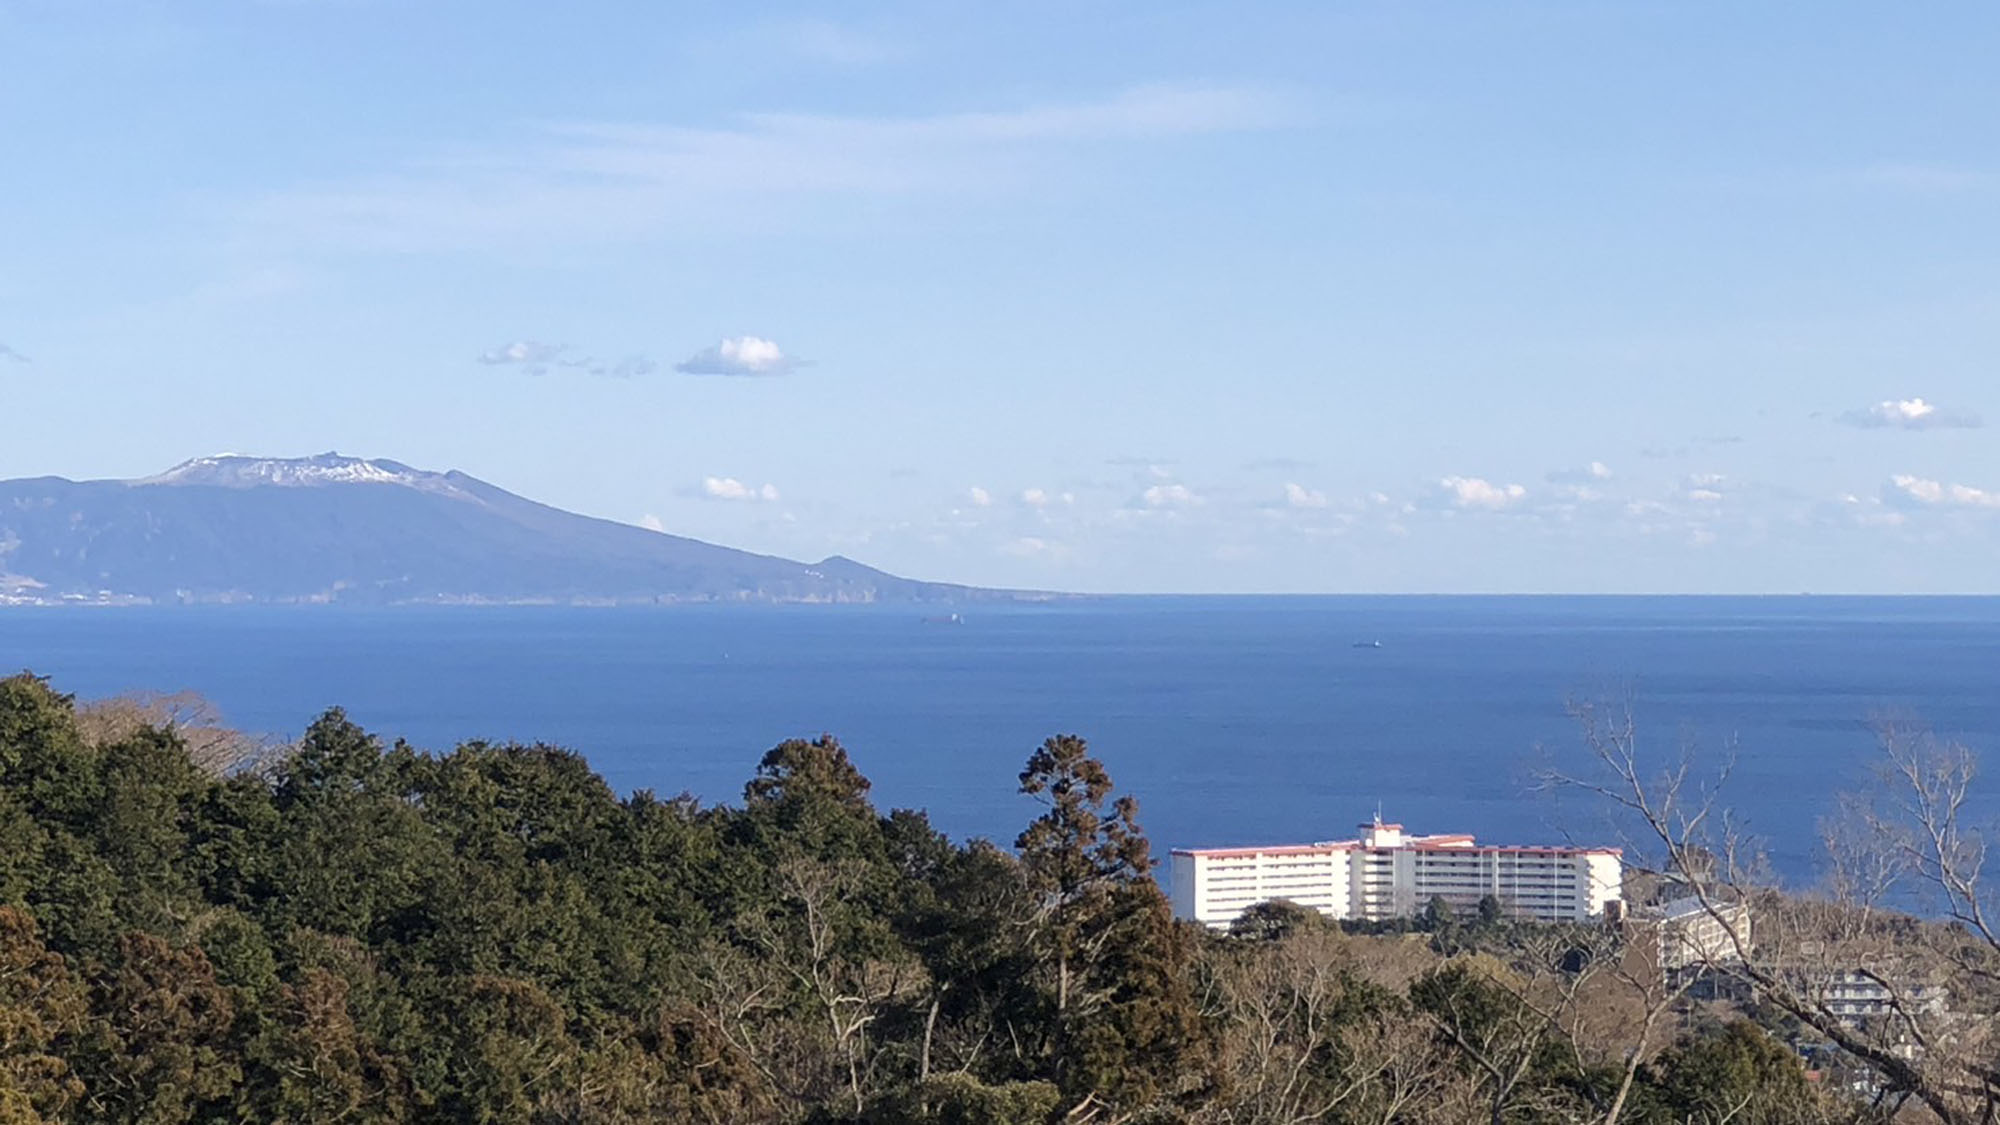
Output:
[{"left": 0, "top": 453, "right": 1030, "bottom": 606}]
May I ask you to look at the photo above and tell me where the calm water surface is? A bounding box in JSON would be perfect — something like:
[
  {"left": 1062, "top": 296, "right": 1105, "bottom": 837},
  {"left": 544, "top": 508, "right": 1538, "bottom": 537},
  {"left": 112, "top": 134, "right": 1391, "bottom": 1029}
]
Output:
[{"left": 4, "top": 596, "right": 1997, "bottom": 883}]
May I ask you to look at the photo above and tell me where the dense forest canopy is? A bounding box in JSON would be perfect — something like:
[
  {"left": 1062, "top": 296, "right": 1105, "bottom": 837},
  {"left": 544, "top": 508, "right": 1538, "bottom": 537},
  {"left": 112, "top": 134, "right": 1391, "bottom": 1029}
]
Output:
[{"left": 0, "top": 672, "right": 1983, "bottom": 1124}]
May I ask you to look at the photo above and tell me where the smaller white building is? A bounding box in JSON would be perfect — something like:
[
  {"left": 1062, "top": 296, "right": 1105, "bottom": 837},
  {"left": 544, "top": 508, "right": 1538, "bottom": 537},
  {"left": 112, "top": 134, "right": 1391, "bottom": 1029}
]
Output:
[
  {"left": 1171, "top": 815, "right": 1622, "bottom": 929},
  {"left": 1645, "top": 897, "right": 1754, "bottom": 975}
]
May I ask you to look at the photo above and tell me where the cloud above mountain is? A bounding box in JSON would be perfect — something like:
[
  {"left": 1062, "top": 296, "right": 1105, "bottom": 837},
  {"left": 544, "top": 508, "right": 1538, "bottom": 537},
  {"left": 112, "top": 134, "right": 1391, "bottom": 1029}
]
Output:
[
  {"left": 676, "top": 336, "right": 802, "bottom": 376},
  {"left": 1840, "top": 397, "right": 1981, "bottom": 430},
  {"left": 477, "top": 340, "right": 657, "bottom": 377},
  {"left": 702, "top": 476, "right": 782, "bottom": 502}
]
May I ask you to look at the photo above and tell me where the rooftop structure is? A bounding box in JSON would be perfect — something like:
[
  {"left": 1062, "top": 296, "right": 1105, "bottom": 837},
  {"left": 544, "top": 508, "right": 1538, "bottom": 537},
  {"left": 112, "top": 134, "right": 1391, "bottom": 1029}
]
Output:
[{"left": 1170, "top": 814, "right": 1622, "bottom": 930}]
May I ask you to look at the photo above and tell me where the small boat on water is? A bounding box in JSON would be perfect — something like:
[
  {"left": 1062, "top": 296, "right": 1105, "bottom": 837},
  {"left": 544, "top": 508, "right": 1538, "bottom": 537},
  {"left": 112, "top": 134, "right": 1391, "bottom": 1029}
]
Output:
[
  {"left": 923, "top": 613, "right": 965, "bottom": 625},
  {"left": 1352, "top": 639, "right": 1382, "bottom": 649}
]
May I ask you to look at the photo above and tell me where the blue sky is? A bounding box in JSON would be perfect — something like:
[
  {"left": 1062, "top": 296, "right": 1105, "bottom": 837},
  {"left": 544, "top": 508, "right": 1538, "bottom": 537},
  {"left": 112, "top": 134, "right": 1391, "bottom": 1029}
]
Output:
[{"left": 4, "top": 2, "right": 1998, "bottom": 593}]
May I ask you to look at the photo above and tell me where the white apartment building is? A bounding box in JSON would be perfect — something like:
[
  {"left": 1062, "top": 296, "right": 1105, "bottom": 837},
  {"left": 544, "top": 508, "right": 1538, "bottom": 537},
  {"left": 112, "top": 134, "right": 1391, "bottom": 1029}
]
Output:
[
  {"left": 1646, "top": 897, "right": 1753, "bottom": 975},
  {"left": 1170, "top": 816, "right": 1622, "bottom": 929}
]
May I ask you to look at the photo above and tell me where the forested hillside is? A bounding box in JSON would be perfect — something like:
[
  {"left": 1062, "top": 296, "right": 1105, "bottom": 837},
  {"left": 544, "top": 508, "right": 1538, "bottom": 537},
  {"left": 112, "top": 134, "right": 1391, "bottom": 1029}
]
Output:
[{"left": 0, "top": 673, "right": 1918, "bottom": 1123}]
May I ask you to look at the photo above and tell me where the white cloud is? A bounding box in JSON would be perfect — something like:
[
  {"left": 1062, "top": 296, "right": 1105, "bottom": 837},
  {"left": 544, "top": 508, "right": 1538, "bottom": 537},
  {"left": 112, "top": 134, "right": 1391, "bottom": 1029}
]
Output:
[
  {"left": 1883, "top": 474, "right": 2000, "bottom": 510},
  {"left": 1283, "top": 482, "right": 1328, "bottom": 509},
  {"left": 1020, "top": 487, "right": 1050, "bottom": 508},
  {"left": 1687, "top": 489, "right": 1725, "bottom": 503},
  {"left": 0, "top": 343, "right": 29, "bottom": 364},
  {"left": 676, "top": 336, "right": 801, "bottom": 376},
  {"left": 966, "top": 486, "right": 992, "bottom": 507},
  {"left": 1840, "top": 397, "right": 1981, "bottom": 430},
  {"left": 1141, "top": 483, "right": 1199, "bottom": 508},
  {"left": 1546, "top": 461, "right": 1612, "bottom": 484},
  {"left": 1435, "top": 476, "right": 1527, "bottom": 510},
  {"left": 638, "top": 514, "right": 667, "bottom": 533},
  {"left": 702, "top": 476, "right": 781, "bottom": 502}
]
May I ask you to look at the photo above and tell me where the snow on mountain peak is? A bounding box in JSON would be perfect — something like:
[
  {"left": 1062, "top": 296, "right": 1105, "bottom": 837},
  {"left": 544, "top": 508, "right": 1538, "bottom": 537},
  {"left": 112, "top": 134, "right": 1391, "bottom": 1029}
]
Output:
[{"left": 137, "top": 452, "right": 448, "bottom": 490}]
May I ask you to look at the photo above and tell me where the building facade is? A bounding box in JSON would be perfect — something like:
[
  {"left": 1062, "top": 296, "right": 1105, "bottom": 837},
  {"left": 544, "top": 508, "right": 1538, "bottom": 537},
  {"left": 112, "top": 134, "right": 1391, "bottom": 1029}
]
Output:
[
  {"left": 1644, "top": 897, "right": 1753, "bottom": 977},
  {"left": 1170, "top": 816, "right": 1622, "bottom": 929}
]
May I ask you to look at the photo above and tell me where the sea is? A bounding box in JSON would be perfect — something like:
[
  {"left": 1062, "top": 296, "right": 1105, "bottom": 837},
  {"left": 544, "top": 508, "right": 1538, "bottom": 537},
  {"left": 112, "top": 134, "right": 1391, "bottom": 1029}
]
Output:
[{"left": 4, "top": 596, "right": 1998, "bottom": 886}]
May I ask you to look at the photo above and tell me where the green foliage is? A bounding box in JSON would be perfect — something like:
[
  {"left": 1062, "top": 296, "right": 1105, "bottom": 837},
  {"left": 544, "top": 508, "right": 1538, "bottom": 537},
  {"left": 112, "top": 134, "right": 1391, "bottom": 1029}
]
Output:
[
  {"left": 1646, "top": 1020, "right": 1825, "bottom": 1124},
  {"left": 885, "top": 1073, "right": 1063, "bottom": 1124},
  {"left": 0, "top": 674, "right": 1871, "bottom": 1124},
  {"left": 1227, "top": 898, "right": 1332, "bottom": 942},
  {"left": 0, "top": 907, "right": 86, "bottom": 1124}
]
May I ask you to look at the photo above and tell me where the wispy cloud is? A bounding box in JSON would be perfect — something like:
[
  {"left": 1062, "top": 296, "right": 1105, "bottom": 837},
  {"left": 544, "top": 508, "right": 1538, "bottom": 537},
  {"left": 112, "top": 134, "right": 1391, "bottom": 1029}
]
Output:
[
  {"left": 476, "top": 340, "right": 657, "bottom": 377},
  {"left": 1245, "top": 456, "right": 1315, "bottom": 472},
  {"left": 676, "top": 336, "right": 802, "bottom": 376},
  {"left": 1001, "top": 536, "right": 1064, "bottom": 558},
  {"left": 247, "top": 84, "right": 1292, "bottom": 253},
  {"left": 966, "top": 486, "right": 992, "bottom": 507},
  {"left": 1839, "top": 396, "right": 1981, "bottom": 430},
  {"left": 1546, "top": 461, "right": 1612, "bottom": 484},
  {"left": 1683, "top": 473, "right": 1727, "bottom": 503},
  {"left": 763, "top": 18, "right": 899, "bottom": 65},
  {"left": 1853, "top": 163, "right": 1994, "bottom": 195},
  {"left": 701, "top": 476, "right": 781, "bottom": 503}
]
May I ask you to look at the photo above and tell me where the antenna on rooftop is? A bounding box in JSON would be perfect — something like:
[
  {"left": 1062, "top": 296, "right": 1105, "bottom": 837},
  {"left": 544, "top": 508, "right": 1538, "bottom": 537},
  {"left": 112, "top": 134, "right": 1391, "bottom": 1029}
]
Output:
[{"left": 1373, "top": 801, "right": 1382, "bottom": 826}]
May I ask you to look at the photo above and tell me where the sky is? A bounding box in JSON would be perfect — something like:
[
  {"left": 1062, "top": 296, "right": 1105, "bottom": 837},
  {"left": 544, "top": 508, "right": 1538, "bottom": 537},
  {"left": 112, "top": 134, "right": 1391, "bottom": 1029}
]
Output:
[{"left": 3, "top": 2, "right": 1999, "bottom": 594}]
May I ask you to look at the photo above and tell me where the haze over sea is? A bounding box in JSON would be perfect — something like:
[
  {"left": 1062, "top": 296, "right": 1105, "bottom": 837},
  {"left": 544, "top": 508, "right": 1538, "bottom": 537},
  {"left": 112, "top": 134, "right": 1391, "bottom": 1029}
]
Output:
[{"left": 5, "top": 597, "right": 1998, "bottom": 883}]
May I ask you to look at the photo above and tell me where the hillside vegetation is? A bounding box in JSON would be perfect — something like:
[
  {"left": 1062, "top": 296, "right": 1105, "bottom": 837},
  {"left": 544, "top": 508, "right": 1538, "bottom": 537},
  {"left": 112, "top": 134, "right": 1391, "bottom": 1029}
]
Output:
[{"left": 0, "top": 673, "right": 1939, "bottom": 1123}]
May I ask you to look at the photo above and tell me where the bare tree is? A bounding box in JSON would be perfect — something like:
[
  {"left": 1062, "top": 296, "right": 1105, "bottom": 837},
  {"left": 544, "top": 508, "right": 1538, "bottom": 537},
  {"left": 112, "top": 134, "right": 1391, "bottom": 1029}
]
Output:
[
  {"left": 1196, "top": 926, "right": 1481, "bottom": 1125},
  {"left": 698, "top": 858, "right": 927, "bottom": 1119},
  {"left": 1544, "top": 701, "right": 2000, "bottom": 1125},
  {"left": 75, "top": 689, "right": 287, "bottom": 776}
]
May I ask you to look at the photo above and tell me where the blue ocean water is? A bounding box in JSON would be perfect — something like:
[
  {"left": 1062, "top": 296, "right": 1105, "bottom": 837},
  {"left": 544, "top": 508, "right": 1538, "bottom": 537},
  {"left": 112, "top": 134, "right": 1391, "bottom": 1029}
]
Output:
[{"left": 3, "top": 597, "right": 1997, "bottom": 884}]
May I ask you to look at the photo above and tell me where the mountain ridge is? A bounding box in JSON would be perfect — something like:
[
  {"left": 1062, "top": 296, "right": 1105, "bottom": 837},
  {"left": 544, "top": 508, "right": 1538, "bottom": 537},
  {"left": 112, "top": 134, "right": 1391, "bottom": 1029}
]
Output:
[{"left": 0, "top": 453, "right": 1038, "bottom": 607}]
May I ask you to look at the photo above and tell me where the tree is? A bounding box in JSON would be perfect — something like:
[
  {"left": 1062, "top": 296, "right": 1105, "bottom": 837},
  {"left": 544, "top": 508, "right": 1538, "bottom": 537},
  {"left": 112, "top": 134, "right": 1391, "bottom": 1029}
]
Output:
[
  {"left": 1546, "top": 701, "right": 2000, "bottom": 1125},
  {"left": 1410, "top": 952, "right": 1602, "bottom": 1125},
  {"left": 1647, "top": 1021, "right": 1829, "bottom": 1125},
  {"left": 1014, "top": 736, "right": 1154, "bottom": 1018},
  {"left": 0, "top": 907, "right": 86, "bottom": 1125},
  {"left": 1422, "top": 895, "right": 1456, "bottom": 933},
  {"left": 1229, "top": 899, "right": 1331, "bottom": 944},
  {"left": 245, "top": 968, "right": 410, "bottom": 1125},
  {"left": 1014, "top": 734, "right": 1203, "bottom": 1119},
  {"left": 76, "top": 932, "right": 241, "bottom": 1125},
  {"left": 73, "top": 691, "right": 281, "bottom": 778},
  {"left": 1476, "top": 895, "right": 1504, "bottom": 927},
  {"left": 1199, "top": 921, "right": 1439, "bottom": 1125}
]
